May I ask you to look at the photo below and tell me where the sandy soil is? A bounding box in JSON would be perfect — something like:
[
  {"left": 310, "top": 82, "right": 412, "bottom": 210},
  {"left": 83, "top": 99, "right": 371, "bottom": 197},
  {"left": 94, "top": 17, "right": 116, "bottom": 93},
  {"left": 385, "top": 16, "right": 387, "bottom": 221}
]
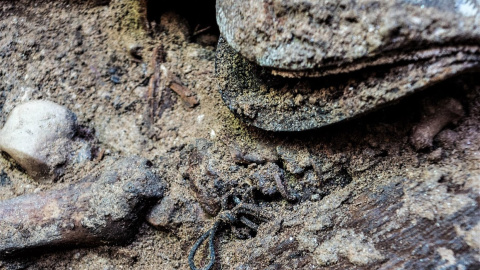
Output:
[{"left": 0, "top": 0, "right": 479, "bottom": 269}]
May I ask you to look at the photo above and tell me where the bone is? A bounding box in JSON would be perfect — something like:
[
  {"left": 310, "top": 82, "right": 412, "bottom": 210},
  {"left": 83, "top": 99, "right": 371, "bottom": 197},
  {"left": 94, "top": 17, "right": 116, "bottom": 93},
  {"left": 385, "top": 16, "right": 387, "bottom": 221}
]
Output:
[
  {"left": 410, "top": 98, "right": 465, "bottom": 150},
  {"left": 0, "top": 156, "right": 165, "bottom": 257}
]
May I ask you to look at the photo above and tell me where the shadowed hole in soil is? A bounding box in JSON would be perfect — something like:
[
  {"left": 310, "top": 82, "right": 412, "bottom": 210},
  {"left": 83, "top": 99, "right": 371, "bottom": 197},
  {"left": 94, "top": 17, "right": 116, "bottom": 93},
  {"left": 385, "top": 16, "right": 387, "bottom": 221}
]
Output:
[{"left": 146, "top": 0, "right": 219, "bottom": 46}]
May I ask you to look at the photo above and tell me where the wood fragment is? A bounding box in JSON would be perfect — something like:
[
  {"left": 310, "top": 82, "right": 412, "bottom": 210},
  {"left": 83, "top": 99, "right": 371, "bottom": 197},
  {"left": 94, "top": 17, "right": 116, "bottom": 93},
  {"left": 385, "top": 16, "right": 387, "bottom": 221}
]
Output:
[
  {"left": 168, "top": 79, "right": 199, "bottom": 108},
  {"left": 146, "top": 44, "right": 199, "bottom": 120},
  {"left": 145, "top": 45, "right": 167, "bottom": 127},
  {"left": 193, "top": 25, "right": 212, "bottom": 36}
]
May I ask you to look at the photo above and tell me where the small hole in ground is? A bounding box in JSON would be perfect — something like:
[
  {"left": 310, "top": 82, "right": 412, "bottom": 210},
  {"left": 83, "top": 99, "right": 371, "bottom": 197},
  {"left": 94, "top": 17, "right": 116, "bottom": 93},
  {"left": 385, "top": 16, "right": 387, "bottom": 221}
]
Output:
[{"left": 146, "top": 0, "right": 219, "bottom": 46}]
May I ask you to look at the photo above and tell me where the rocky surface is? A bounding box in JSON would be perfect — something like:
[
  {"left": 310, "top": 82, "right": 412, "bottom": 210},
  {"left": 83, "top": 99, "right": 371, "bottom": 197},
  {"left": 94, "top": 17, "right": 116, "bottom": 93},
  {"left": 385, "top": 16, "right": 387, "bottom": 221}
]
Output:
[
  {"left": 216, "top": 38, "right": 480, "bottom": 131},
  {"left": 216, "top": 0, "right": 480, "bottom": 131},
  {"left": 0, "top": 156, "right": 165, "bottom": 257},
  {"left": 217, "top": 0, "right": 480, "bottom": 71},
  {"left": 0, "top": 100, "right": 78, "bottom": 182}
]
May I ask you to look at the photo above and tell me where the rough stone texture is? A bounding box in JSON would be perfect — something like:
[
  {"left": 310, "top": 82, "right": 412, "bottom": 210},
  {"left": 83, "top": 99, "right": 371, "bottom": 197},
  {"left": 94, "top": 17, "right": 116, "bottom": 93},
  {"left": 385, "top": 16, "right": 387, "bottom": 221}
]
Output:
[
  {"left": 0, "top": 100, "right": 77, "bottom": 182},
  {"left": 0, "top": 156, "right": 165, "bottom": 257},
  {"left": 216, "top": 0, "right": 480, "bottom": 131},
  {"left": 217, "top": 0, "right": 480, "bottom": 71},
  {"left": 216, "top": 37, "right": 480, "bottom": 131}
]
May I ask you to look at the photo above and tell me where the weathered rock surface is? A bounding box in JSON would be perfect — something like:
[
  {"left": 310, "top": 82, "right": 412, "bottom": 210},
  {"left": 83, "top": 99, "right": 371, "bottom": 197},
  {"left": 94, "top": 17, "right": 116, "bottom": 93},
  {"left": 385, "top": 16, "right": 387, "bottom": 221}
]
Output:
[
  {"left": 0, "top": 156, "right": 165, "bottom": 257},
  {"left": 217, "top": 0, "right": 480, "bottom": 71},
  {"left": 0, "top": 100, "right": 77, "bottom": 182},
  {"left": 215, "top": 0, "right": 480, "bottom": 131},
  {"left": 216, "top": 37, "right": 480, "bottom": 131}
]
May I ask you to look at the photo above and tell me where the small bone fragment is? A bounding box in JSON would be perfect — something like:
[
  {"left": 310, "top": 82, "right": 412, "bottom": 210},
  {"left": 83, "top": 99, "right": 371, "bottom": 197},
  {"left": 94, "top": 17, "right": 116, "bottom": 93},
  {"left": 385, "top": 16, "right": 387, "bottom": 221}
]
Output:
[
  {"left": 0, "top": 100, "right": 77, "bottom": 182},
  {"left": 410, "top": 98, "right": 465, "bottom": 150},
  {"left": 0, "top": 156, "right": 165, "bottom": 257}
]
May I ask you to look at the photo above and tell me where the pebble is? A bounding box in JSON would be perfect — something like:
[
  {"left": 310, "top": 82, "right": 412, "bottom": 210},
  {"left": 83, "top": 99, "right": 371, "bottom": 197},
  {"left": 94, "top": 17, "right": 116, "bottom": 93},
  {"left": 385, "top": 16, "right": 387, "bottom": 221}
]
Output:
[{"left": 0, "top": 100, "right": 78, "bottom": 182}]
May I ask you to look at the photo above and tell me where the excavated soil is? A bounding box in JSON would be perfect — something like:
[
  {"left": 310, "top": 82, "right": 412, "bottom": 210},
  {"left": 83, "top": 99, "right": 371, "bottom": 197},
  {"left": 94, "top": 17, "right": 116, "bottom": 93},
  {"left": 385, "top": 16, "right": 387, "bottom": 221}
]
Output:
[{"left": 0, "top": 0, "right": 479, "bottom": 269}]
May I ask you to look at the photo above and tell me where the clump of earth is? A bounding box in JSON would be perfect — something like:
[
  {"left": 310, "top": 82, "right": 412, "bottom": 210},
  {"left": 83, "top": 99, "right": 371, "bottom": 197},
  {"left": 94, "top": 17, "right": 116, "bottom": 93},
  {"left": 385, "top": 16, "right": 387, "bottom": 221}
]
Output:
[{"left": 0, "top": 0, "right": 479, "bottom": 269}]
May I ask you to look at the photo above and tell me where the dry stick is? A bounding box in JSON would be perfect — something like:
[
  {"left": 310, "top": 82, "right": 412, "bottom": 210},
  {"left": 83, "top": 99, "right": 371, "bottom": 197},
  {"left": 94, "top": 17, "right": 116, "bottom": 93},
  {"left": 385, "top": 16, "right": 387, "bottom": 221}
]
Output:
[
  {"left": 168, "top": 79, "right": 199, "bottom": 108},
  {"left": 146, "top": 45, "right": 166, "bottom": 125},
  {"left": 193, "top": 25, "right": 212, "bottom": 36},
  {"left": 148, "top": 45, "right": 199, "bottom": 111},
  {"left": 147, "top": 72, "right": 160, "bottom": 125}
]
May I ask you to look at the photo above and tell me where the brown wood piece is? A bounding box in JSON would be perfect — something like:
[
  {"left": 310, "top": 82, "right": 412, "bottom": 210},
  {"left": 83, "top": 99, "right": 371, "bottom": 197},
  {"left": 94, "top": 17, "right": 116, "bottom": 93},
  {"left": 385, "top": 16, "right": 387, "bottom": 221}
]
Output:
[{"left": 168, "top": 80, "right": 199, "bottom": 108}]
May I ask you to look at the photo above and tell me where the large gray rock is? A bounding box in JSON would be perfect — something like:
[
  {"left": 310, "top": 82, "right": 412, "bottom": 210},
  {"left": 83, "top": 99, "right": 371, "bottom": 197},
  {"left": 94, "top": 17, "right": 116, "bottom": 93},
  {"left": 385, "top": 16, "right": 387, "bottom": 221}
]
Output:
[
  {"left": 215, "top": 0, "right": 480, "bottom": 131},
  {"left": 216, "top": 37, "right": 479, "bottom": 131},
  {"left": 217, "top": 0, "right": 480, "bottom": 71},
  {"left": 0, "top": 100, "right": 77, "bottom": 182}
]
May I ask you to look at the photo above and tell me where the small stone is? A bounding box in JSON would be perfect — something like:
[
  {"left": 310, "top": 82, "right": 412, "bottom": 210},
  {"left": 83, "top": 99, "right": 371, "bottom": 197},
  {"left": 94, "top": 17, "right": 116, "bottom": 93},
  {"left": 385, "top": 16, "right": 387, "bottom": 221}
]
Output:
[
  {"left": 110, "top": 75, "right": 121, "bottom": 84},
  {"left": 0, "top": 170, "right": 11, "bottom": 186},
  {"left": 0, "top": 100, "right": 78, "bottom": 182}
]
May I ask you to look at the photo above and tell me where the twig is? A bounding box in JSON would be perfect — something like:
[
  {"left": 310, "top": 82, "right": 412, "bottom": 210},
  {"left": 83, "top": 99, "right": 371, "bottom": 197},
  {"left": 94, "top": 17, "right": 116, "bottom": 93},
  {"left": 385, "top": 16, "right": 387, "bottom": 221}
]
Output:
[
  {"left": 193, "top": 25, "right": 211, "bottom": 36},
  {"left": 145, "top": 45, "right": 166, "bottom": 126},
  {"left": 168, "top": 79, "right": 199, "bottom": 108}
]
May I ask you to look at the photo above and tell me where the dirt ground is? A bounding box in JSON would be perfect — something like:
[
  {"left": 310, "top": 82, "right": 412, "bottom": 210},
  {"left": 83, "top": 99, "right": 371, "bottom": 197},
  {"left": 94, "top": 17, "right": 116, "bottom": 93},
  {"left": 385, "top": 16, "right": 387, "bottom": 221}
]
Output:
[{"left": 0, "top": 0, "right": 479, "bottom": 269}]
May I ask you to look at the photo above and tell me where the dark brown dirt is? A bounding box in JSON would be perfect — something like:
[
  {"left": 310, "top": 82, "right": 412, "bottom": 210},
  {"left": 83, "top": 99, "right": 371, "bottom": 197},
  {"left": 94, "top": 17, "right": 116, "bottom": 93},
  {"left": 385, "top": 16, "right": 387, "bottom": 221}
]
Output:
[{"left": 0, "top": 1, "right": 479, "bottom": 270}]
